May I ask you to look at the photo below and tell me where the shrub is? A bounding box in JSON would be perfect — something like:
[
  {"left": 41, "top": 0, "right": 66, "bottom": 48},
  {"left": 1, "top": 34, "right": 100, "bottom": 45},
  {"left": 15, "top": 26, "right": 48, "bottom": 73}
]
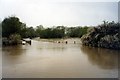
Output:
[{"left": 9, "top": 34, "right": 21, "bottom": 45}]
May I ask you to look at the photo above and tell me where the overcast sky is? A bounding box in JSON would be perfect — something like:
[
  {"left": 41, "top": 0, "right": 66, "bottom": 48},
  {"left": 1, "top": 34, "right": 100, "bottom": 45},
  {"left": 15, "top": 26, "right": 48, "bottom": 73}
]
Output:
[{"left": 0, "top": 0, "right": 119, "bottom": 27}]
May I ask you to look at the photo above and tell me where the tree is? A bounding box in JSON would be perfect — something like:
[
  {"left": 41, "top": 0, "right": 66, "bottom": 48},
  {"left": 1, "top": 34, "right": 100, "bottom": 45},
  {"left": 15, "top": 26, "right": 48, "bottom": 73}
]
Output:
[
  {"left": 2, "top": 16, "right": 22, "bottom": 37},
  {"left": 0, "top": 21, "right": 2, "bottom": 46},
  {"left": 66, "top": 27, "right": 88, "bottom": 38},
  {"left": 38, "top": 26, "right": 65, "bottom": 38},
  {"left": 81, "top": 21, "right": 120, "bottom": 49},
  {"left": 25, "top": 27, "right": 36, "bottom": 38},
  {"left": 19, "top": 23, "right": 27, "bottom": 38},
  {"left": 36, "top": 25, "right": 44, "bottom": 37},
  {"left": 0, "top": 21, "right": 1, "bottom": 37}
]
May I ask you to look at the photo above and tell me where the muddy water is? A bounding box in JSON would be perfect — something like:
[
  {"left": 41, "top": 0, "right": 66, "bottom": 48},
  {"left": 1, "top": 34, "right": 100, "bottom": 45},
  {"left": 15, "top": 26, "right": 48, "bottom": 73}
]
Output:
[{"left": 2, "top": 38, "right": 119, "bottom": 78}]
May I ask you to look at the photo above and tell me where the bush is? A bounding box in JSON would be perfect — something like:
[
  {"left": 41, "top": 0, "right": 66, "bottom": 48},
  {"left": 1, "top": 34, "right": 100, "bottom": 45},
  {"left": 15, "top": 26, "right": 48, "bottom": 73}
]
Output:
[
  {"left": 9, "top": 34, "right": 21, "bottom": 45},
  {"left": 81, "top": 21, "right": 120, "bottom": 50}
]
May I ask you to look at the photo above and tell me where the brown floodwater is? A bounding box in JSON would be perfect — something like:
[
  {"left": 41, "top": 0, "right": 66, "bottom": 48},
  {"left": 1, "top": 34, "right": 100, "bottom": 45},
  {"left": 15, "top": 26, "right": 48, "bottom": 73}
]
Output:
[{"left": 2, "top": 38, "right": 119, "bottom": 78}]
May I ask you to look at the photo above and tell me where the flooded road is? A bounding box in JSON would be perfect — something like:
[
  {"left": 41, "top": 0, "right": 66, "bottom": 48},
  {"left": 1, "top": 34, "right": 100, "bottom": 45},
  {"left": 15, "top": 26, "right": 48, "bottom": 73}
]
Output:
[{"left": 2, "top": 38, "right": 119, "bottom": 78}]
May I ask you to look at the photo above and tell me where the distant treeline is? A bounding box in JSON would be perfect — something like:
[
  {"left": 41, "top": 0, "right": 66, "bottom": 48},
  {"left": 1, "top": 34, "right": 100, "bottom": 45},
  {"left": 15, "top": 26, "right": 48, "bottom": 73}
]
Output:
[
  {"left": 2, "top": 16, "right": 89, "bottom": 39},
  {"left": 1, "top": 16, "right": 120, "bottom": 49}
]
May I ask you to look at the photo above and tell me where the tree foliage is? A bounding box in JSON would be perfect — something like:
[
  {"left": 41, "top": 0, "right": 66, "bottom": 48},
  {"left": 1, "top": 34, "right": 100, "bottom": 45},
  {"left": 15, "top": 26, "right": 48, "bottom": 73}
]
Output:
[
  {"left": 0, "top": 21, "right": 1, "bottom": 37},
  {"left": 2, "top": 16, "right": 22, "bottom": 37},
  {"left": 66, "top": 27, "right": 88, "bottom": 38},
  {"left": 9, "top": 34, "right": 21, "bottom": 45},
  {"left": 2, "top": 16, "right": 89, "bottom": 39},
  {"left": 81, "top": 21, "right": 120, "bottom": 50},
  {"left": 37, "top": 26, "right": 65, "bottom": 38},
  {"left": 2, "top": 16, "right": 37, "bottom": 39}
]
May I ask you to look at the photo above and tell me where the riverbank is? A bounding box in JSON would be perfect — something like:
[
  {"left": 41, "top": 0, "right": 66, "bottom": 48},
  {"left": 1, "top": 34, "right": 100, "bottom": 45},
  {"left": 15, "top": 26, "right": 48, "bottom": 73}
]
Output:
[
  {"left": 2, "top": 38, "right": 21, "bottom": 46},
  {"left": 2, "top": 37, "right": 31, "bottom": 46},
  {"left": 81, "top": 21, "right": 120, "bottom": 50}
]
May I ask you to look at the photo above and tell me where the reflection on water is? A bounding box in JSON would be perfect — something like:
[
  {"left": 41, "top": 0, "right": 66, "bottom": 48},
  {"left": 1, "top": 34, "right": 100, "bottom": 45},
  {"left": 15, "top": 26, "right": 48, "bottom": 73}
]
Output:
[
  {"left": 80, "top": 46, "right": 119, "bottom": 69},
  {"left": 2, "top": 39, "right": 119, "bottom": 78},
  {"left": 2, "top": 45, "right": 26, "bottom": 56}
]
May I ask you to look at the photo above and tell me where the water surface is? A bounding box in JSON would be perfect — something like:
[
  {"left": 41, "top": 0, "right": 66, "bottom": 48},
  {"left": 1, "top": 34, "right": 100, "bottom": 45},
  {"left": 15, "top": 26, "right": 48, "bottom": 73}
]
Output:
[{"left": 2, "top": 38, "right": 119, "bottom": 78}]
